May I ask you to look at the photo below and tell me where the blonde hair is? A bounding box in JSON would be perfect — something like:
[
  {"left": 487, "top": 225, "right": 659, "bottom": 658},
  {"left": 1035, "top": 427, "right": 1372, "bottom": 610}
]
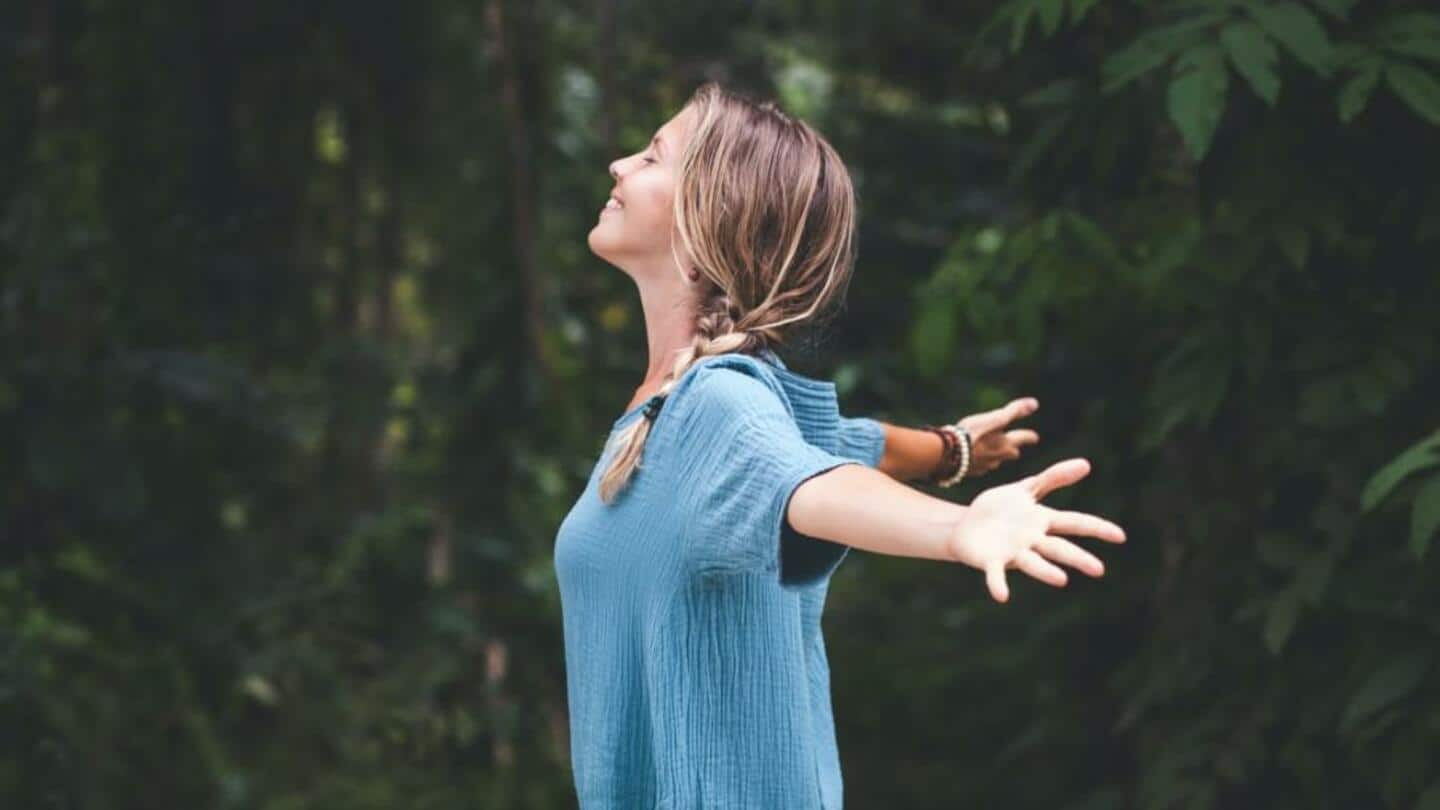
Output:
[{"left": 598, "top": 81, "right": 859, "bottom": 504}]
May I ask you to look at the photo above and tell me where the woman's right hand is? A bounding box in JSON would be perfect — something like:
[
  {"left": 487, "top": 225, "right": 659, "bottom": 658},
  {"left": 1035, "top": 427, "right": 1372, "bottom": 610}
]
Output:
[{"left": 945, "top": 458, "right": 1127, "bottom": 603}]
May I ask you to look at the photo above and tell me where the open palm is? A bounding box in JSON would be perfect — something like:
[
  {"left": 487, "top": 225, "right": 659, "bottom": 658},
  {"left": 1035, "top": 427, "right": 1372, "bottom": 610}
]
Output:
[{"left": 945, "top": 457, "right": 1127, "bottom": 603}]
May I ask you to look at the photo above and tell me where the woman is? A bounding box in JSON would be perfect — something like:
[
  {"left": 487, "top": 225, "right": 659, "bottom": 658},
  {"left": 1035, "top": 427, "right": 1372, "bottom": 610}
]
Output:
[{"left": 553, "top": 82, "right": 1127, "bottom": 809}]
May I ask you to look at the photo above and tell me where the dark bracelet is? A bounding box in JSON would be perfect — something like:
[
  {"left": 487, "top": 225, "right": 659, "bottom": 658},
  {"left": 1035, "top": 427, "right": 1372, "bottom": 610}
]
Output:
[{"left": 923, "top": 424, "right": 963, "bottom": 484}]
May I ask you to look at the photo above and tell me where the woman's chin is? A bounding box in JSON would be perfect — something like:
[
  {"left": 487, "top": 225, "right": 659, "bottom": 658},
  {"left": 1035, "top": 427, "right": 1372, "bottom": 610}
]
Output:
[{"left": 587, "top": 224, "right": 622, "bottom": 262}]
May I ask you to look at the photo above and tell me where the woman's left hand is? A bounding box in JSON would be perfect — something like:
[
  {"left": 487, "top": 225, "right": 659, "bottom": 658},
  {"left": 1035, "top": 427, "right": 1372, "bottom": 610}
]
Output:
[{"left": 955, "top": 397, "right": 1041, "bottom": 477}]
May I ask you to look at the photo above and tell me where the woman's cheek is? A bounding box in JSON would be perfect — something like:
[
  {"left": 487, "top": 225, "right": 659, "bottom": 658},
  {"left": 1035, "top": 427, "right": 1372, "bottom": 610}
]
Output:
[{"left": 644, "top": 188, "right": 675, "bottom": 229}]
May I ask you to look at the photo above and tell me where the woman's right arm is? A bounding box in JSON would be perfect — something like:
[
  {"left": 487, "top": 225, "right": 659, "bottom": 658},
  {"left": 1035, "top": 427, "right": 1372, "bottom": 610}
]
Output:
[
  {"left": 871, "top": 421, "right": 942, "bottom": 481},
  {"left": 860, "top": 397, "right": 1043, "bottom": 482},
  {"left": 786, "top": 457, "right": 1127, "bottom": 603}
]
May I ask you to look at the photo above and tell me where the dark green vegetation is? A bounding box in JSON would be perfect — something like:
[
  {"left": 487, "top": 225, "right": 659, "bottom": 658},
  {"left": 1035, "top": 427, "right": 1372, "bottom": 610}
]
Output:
[{"left": 4, "top": 1, "right": 1438, "bottom": 807}]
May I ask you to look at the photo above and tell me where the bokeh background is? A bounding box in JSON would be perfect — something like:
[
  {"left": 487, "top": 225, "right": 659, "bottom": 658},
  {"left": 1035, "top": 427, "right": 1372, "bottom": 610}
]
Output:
[{"left": 5, "top": 0, "right": 1440, "bottom": 807}]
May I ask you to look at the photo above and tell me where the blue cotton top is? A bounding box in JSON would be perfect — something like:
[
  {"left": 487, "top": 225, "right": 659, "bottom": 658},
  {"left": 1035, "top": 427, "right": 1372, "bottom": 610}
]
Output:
[{"left": 553, "top": 349, "right": 886, "bottom": 810}]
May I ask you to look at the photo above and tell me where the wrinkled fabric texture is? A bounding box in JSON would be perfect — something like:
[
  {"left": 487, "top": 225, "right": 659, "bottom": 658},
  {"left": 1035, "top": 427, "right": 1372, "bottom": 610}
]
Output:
[{"left": 553, "top": 350, "right": 886, "bottom": 809}]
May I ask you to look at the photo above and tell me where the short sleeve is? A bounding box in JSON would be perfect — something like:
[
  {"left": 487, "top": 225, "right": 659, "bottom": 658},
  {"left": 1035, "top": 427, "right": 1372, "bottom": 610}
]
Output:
[
  {"left": 836, "top": 415, "right": 886, "bottom": 467},
  {"left": 674, "top": 365, "right": 862, "bottom": 588}
]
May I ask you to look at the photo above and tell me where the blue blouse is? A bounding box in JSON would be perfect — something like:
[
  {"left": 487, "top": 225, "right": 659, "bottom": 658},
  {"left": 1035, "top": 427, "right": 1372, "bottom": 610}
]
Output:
[{"left": 553, "top": 350, "right": 886, "bottom": 809}]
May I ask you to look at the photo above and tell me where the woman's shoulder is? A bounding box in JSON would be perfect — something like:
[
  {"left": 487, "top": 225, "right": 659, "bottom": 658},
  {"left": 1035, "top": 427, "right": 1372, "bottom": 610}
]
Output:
[{"left": 669, "top": 353, "right": 793, "bottom": 425}]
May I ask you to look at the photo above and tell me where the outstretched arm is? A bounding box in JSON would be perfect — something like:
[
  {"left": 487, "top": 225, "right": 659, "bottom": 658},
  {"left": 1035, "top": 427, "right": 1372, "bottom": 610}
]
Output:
[
  {"left": 786, "top": 456, "right": 1127, "bottom": 603},
  {"left": 847, "top": 398, "right": 1043, "bottom": 483},
  {"left": 871, "top": 421, "right": 951, "bottom": 481}
]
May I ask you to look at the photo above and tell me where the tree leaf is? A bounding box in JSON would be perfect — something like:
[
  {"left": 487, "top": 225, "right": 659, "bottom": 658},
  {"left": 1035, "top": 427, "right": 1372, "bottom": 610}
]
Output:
[
  {"left": 1103, "top": 46, "right": 1178, "bottom": 94},
  {"left": 1070, "top": 0, "right": 1103, "bottom": 26},
  {"left": 974, "top": 0, "right": 1025, "bottom": 44},
  {"left": 1307, "top": 0, "right": 1356, "bottom": 21},
  {"left": 1246, "top": 1, "right": 1334, "bottom": 76},
  {"left": 1008, "top": 114, "right": 1071, "bottom": 185},
  {"left": 1386, "top": 38, "right": 1440, "bottom": 65},
  {"left": 1168, "top": 45, "right": 1230, "bottom": 160},
  {"left": 1101, "top": 14, "right": 1223, "bottom": 93},
  {"left": 1338, "top": 63, "right": 1382, "bottom": 123},
  {"left": 1360, "top": 430, "right": 1440, "bottom": 511},
  {"left": 1011, "top": 0, "right": 1038, "bottom": 52},
  {"left": 1410, "top": 474, "right": 1440, "bottom": 560},
  {"left": 1019, "top": 77, "right": 1083, "bottom": 108},
  {"left": 1037, "top": 0, "right": 1066, "bottom": 37},
  {"left": 1061, "top": 211, "right": 1123, "bottom": 266},
  {"left": 1338, "top": 653, "right": 1430, "bottom": 734},
  {"left": 1385, "top": 62, "right": 1440, "bottom": 126},
  {"left": 1263, "top": 588, "right": 1300, "bottom": 655},
  {"left": 1221, "top": 21, "right": 1281, "bottom": 105}
]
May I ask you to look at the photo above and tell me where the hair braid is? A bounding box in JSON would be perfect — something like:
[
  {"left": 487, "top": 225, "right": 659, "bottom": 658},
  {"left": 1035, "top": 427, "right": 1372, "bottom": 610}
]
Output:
[{"left": 597, "top": 291, "right": 770, "bottom": 504}]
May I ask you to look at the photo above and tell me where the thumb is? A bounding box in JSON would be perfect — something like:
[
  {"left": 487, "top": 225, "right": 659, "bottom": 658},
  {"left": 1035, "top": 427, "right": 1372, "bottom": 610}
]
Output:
[
  {"left": 1025, "top": 457, "right": 1092, "bottom": 500},
  {"left": 985, "top": 562, "right": 1009, "bottom": 603}
]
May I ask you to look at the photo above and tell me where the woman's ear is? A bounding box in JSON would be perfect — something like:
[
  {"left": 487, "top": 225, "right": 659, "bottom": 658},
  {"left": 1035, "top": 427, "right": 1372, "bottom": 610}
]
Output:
[{"left": 669, "top": 232, "right": 701, "bottom": 284}]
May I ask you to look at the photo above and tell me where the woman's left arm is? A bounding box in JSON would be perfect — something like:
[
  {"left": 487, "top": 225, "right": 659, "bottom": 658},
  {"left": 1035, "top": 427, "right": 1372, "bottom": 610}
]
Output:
[{"left": 786, "top": 456, "right": 1127, "bottom": 603}]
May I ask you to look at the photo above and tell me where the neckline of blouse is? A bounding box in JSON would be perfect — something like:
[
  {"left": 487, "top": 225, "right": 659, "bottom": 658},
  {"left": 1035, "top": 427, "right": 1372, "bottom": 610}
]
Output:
[{"left": 608, "top": 349, "right": 834, "bottom": 433}]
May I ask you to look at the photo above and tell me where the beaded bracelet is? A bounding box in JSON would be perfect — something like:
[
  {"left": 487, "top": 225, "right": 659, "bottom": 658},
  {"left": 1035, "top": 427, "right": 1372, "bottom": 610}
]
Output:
[
  {"left": 937, "top": 424, "right": 971, "bottom": 488},
  {"left": 923, "top": 423, "right": 972, "bottom": 487}
]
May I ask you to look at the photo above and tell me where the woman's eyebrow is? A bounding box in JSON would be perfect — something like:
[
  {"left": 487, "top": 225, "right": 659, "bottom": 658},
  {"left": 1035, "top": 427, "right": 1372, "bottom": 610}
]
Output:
[{"left": 651, "top": 135, "right": 665, "bottom": 157}]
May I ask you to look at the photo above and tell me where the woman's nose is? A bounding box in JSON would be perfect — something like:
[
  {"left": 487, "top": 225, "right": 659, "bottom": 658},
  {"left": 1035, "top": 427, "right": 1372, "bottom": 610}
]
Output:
[{"left": 609, "top": 158, "right": 623, "bottom": 181}]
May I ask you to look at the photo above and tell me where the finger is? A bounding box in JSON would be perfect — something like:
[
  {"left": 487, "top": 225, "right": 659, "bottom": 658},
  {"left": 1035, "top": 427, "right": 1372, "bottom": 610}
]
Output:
[
  {"left": 1015, "top": 548, "right": 1068, "bottom": 588},
  {"left": 985, "top": 562, "right": 1010, "bottom": 603},
  {"left": 980, "top": 446, "right": 1019, "bottom": 468},
  {"left": 1046, "top": 508, "right": 1127, "bottom": 543},
  {"left": 965, "top": 398, "right": 1039, "bottom": 436},
  {"left": 1005, "top": 429, "right": 1040, "bottom": 447},
  {"left": 1034, "top": 535, "right": 1105, "bottom": 578},
  {"left": 1025, "top": 457, "right": 1092, "bottom": 500}
]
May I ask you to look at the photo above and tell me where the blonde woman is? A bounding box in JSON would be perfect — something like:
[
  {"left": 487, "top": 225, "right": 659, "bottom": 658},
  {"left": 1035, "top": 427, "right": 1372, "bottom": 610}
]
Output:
[{"left": 553, "top": 82, "right": 1127, "bottom": 809}]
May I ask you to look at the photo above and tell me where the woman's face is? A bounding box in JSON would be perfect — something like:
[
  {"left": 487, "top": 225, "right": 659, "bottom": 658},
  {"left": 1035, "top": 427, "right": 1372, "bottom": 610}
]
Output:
[{"left": 588, "top": 104, "right": 698, "bottom": 276}]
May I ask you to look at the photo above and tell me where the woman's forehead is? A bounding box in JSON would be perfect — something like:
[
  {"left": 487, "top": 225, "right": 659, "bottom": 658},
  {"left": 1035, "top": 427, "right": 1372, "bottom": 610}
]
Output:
[{"left": 657, "top": 105, "right": 696, "bottom": 146}]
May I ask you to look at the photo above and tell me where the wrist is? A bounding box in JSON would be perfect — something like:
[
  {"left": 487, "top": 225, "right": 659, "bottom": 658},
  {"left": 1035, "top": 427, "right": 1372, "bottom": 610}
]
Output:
[
  {"left": 922, "top": 423, "right": 972, "bottom": 487},
  {"left": 939, "top": 503, "right": 975, "bottom": 567}
]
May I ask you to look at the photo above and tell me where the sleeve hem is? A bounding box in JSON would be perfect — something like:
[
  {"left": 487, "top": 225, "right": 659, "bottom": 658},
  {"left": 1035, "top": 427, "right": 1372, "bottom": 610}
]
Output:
[
  {"left": 837, "top": 416, "right": 886, "bottom": 468},
  {"left": 771, "top": 456, "right": 862, "bottom": 590}
]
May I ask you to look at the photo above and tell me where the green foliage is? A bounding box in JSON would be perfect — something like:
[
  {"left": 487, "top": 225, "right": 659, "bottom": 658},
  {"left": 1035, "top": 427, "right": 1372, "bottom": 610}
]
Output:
[
  {"left": 1222, "top": 20, "right": 1282, "bottom": 105},
  {"left": 4, "top": 0, "right": 1438, "bottom": 807},
  {"left": 1246, "top": 1, "right": 1335, "bottom": 76},
  {"left": 979, "top": 0, "right": 1105, "bottom": 52},
  {"left": 1385, "top": 62, "right": 1440, "bottom": 124},
  {"left": 1362, "top": 430, "right": 1440, "bottom": 560},
  {"left": 1168, "top": 43, "right": 1231, "bottom": 159}
]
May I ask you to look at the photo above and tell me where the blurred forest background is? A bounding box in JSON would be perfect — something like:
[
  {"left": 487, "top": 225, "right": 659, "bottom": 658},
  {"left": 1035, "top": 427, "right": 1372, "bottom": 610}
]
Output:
[{"left": 4, "top": 0, "right": 1440, "bottom": 807}]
